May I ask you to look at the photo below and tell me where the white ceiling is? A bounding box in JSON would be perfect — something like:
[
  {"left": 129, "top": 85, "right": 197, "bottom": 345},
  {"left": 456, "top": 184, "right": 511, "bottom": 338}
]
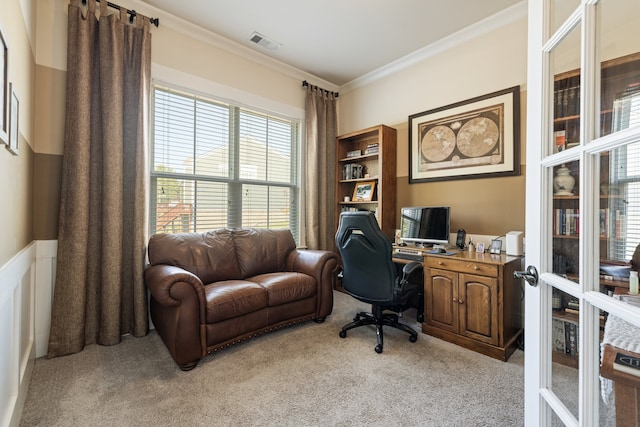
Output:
[{"left": 141, "top": 0, "right": 523, "bottom": 87}]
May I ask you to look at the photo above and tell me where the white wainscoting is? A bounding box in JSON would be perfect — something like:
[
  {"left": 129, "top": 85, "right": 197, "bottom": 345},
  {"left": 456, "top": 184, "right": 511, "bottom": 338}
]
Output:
[{"left": 0, "top": 240, "right": 57, "bottom": 427}]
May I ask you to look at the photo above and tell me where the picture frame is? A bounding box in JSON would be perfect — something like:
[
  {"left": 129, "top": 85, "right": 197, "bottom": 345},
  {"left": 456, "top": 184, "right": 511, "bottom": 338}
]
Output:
[
  {"left": 489, "top": 239, "right": 502, "bottom": 255},
  {"left": 352, "top": 181, "right": 376, "bottom": 202},
  {"left": 0, "top": 25, "right": 8, "bottom": 145},
  {"left": 476, "top": 242, "right": 485, "bottom": 253},
  {"left": 7, "top": 82, "right": 18, "bottom": 155},
  {"left": 409, "top": 86, "right": 520, "bottom": 183}
]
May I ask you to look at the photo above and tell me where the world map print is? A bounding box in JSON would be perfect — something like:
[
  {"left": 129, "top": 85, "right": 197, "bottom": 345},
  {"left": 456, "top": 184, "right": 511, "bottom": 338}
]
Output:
[{"left": 418, "top": 104, "right": 504, "bottom": 172}]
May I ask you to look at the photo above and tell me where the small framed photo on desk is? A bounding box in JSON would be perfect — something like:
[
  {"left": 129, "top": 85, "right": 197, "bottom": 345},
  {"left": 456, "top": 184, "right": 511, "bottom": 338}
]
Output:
[
  {"left": 476, "top": 243, "right": 485, "bottom": 253},
  {"left": 489, "top": 239, "right": 502, "bottom": 254}
]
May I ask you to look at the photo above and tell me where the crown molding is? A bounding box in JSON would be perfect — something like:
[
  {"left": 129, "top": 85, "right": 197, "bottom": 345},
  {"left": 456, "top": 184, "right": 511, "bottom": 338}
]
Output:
[
  {"left": 339, "top": 1, "right": 528, "bottom": 94},
  {"left": 133, "top": 0, "right": 339, "bottom": 92}
]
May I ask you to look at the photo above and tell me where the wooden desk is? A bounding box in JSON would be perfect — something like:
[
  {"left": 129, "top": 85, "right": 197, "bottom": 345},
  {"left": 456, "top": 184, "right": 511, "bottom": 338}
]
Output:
[
  {"left": 601, "top": 344, "right": 640, "bottom": 427},
  {"left": 601, "top": 293, "right": 640, "bottom": 427},
  {"left": 422, "top": 250, "right": 524, "bottom": 361}
]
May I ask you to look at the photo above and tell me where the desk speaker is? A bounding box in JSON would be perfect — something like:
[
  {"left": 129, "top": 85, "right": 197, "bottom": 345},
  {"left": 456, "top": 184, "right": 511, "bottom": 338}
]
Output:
[{"left": 506, "top": 231, "right": 523, "bottom": 256}]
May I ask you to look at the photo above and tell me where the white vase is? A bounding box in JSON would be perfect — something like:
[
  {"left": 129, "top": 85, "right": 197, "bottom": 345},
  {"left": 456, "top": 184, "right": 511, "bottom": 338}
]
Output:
[{"left": 553, "top": 165, "right": 575, "bottom": 195}]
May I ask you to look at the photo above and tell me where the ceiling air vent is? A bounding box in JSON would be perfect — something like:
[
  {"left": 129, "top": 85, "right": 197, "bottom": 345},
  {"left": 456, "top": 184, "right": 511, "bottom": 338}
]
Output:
[{"left": 249, "top": 32, "right": 281, "bottom": 51}]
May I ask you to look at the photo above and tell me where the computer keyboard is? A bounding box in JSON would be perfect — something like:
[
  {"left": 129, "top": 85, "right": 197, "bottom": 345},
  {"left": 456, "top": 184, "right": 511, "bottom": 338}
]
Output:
[{"left": 393, "top": 252, "right": 423, "bottom": 261}]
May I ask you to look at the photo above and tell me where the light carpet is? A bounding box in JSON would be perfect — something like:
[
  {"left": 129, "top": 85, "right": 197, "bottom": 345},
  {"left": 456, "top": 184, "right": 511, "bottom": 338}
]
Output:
[{"left": 20, "top": 290, "right": 525, "bottom": 426}]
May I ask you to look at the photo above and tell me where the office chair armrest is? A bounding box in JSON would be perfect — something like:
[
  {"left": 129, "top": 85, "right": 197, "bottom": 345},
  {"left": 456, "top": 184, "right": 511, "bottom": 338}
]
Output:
[{"left": 401, "top": 261, "right": 423, "bottom": 281}]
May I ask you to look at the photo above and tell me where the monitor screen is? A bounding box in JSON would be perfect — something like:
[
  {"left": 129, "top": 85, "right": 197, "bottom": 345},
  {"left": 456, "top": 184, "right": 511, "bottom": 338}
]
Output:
[{"left": 400, "top": 206, "right": 450, "bottom": 246}]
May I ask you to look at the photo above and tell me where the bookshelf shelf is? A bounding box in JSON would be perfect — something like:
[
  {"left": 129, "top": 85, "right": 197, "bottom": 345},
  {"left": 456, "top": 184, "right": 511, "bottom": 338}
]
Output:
[{"left": 335, "top": 125, "right": 396, "bottom": 241}]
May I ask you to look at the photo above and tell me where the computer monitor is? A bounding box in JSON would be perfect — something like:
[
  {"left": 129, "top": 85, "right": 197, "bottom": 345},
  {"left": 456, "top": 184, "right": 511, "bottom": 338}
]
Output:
[{"left": 399, "top": 206, "right": 450, "bottom": 246}]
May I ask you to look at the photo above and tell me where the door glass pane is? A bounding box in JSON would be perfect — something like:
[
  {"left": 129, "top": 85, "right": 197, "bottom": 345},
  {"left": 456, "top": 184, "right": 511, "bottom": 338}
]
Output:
[
  {"left": 553, "top": 161, "right": 580, "bottom": 281},
  {"left": 551, "top": 0, "right": 580, "bottom": 36},
  {"left": 598, "top": 146, "right": 640, "bottom": 296},
  {"left": 552, "top": 24, "right": 582, "bottom": 155},
  {"left": 551, "top": 288, "right": 580, "bottom": 420},
  {"left": 598, "top": 0, "right": 640, "bottom": 138}
]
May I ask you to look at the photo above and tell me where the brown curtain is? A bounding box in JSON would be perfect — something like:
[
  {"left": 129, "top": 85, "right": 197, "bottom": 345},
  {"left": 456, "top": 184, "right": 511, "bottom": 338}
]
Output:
[
  {"left": 304, "top": 85, "right": 337, "bottom": 250},
  {"left": 48, "top": 0, "right": 151, "bottom": 358}
]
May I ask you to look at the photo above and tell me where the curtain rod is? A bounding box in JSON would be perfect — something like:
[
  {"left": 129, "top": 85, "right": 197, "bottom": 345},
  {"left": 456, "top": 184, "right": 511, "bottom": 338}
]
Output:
[
  {"left": 302, "top": 80, "right": 338, "bottom": 98},
  {"left": 82, "top": 0, "right": 160, "bottom": 27}
]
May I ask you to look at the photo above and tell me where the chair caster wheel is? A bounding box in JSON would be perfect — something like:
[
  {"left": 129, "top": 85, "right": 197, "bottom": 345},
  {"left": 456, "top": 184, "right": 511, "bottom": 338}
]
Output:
[
  {"left": 417, "top": 314, "right": 424, "bottom": 323},
  {"left": 375, "top": 345, "right": 383, "bottom": 354},
  {"left": 339, "top": 330, "right": 347, "bottom": 338},
  {"left": 409, "top": 335, "right": 417, "bottom": 343}
]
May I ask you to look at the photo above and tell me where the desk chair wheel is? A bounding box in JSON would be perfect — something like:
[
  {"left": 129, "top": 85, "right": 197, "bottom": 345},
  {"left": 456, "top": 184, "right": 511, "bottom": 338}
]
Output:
[
  {"left": 339, "top": 330, "right": 347, "bottom": 338},
  {"left": 417, "top": 313, "right": 424, "bottom": 323},
  {"left": 375, "top": 344, "right": 383, "bottom": 354},
  {"left": 409, "top": 335, "right": 418, "bottom": 343}
]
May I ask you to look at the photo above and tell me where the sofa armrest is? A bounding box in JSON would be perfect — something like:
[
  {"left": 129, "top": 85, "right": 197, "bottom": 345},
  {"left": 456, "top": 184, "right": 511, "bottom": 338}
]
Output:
[
  {"left": 145, "top": 265, "right": 206, "bottom": 309},
  {"left": 144, "top": 265, "right": 207, "bottom": 369},
  {"left": 286, "top": 249, "right": 338, "bottom": 318}
]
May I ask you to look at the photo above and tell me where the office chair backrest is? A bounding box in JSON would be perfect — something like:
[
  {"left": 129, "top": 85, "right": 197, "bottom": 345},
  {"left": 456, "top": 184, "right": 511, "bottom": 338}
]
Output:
[{"left": 335, "top": 211, "right": 397, "bottom": 304}]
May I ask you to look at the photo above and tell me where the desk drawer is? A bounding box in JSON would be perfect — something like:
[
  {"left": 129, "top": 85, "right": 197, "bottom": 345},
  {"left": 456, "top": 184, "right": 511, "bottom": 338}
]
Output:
[{"left": 426, "top": 257, "right": 498, "bottom": 277}]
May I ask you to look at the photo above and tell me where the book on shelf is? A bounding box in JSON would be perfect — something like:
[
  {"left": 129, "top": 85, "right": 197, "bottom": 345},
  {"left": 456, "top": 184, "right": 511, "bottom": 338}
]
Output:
[
  {"left": 552, "top": 318, "right": 566, "bottom": 353},
  {"left": 553, "top": 208, "right": 579, "bottom": 236},
  {"left": 598, "top": 208, "right": 627, "bottom": 239},
  {"left": 554, "top": 130, "right": 566, "bottom": 152},
  {"left": 615, "top": 210, "right": 626, "bottom": 239},
  {"left": 364, "top": 142, "right": 379, "bottom": 155},
  {"left": 552, "top": 315, "right": 579, "bottom": 356},
  {"left": 613, "top": 352, "right": 640, "bottom": 377}
]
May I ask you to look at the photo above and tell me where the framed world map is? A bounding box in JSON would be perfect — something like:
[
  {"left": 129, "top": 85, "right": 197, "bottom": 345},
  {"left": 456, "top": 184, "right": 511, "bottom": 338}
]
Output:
[{"left": 409, "top": 86, "right": 521, "bottom": 183}]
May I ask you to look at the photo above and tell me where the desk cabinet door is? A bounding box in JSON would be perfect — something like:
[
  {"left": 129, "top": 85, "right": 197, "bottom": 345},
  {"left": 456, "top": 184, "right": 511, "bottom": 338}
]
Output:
[
  {"left": 425, "top": 268, "right": 458, "bottom": 333},
  {"left": 458, "top": 273, "right": 499, "bottom": 346}
]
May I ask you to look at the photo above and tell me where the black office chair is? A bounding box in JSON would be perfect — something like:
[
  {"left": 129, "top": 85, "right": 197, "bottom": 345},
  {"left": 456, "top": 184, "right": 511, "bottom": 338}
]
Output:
[{"left": 335, "top": 211, "right": 423, "bottom": 353}]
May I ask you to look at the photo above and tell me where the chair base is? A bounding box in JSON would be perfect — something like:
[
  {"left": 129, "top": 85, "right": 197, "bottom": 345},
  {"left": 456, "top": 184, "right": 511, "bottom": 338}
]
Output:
[{"left": 339, "top": 305, "right": 418, "bottom": 353}]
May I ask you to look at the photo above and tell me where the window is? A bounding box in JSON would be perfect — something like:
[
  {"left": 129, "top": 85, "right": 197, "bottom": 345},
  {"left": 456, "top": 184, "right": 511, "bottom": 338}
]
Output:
[{"left": 150, "top": 85, "right": 299, "bottom": 241}]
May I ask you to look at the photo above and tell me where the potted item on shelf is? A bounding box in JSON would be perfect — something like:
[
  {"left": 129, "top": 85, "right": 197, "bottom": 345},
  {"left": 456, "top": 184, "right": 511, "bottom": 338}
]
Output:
[{"left": 553, "top": 164, "right": 575, "bottom": 195}]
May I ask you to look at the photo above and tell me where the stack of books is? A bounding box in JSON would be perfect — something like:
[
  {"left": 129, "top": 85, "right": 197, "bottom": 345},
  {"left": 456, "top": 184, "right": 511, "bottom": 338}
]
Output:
[{"left": 364, "top": 143, "right": 379, "bottom": 155}]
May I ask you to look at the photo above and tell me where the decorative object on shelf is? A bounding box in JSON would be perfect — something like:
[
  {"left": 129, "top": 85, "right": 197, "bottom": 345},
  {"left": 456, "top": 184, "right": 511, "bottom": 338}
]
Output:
[
  {"left": 6, "top": 82, "right": 18, "bottom": 155},
  {"left": 346, "top": 149, "right": 362, "bottom": 158},
  {"left": 408, "top": 86, "right": 520, "bottom": 183},
  {"left": 0, "top": 24, "right": 8, "bottom": 145},
  {"left": 343, "top": 163, "right": 363, "bottom": 180},
  {"left": 489, "top": 238, "right": 502, "bottom": 254},
  {"left": 352, "top": 181, "right": 375, "bottom": 202},
  {"left": 467, "top": 239, "right": 474, "bottom": 253},
  {"left": 553, "top": 164, "right": 576, "bottom": 195},
  {"left": 630, "top": 271, "right": 639, "bottom": 295}
]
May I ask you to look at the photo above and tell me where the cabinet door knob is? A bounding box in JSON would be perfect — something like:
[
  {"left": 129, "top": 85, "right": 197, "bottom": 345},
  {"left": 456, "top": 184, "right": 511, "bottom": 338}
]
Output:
[
  {"left": 474, "top": 265, "right": 480, "bottom": 270},
  {"left": 458, "top": 299, "right": 464, "bottom": 304},
  {"left": 453, "top": 298, "right": 458, "bottom": 303},
  {"left": 438, "top": 261, "right": 444, "bottom": 265}
]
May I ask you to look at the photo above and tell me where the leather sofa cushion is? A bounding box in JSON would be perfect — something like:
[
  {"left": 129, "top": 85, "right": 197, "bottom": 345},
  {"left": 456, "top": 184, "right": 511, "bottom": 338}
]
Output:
[
  {"left": 204, "top": 280, "right": 268, "bottom": 323},
  {"left": 248, "top": 272, "right": 316, "bottom": 306},
  {"left": 234, "top": 228, "right": 296, "bottom": 278},
  {"left": 148, "top": 230, "right": 241, "bottom": 284}
]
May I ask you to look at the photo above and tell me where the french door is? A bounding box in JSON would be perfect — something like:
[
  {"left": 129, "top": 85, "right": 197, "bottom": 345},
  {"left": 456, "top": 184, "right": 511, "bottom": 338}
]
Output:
[{"left": 525, "top": 0, "right": 640, "bottom": 426}]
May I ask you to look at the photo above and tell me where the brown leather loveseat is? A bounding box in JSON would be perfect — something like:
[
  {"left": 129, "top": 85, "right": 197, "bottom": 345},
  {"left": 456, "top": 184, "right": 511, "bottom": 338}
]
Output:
[{"left": 145, "top": 228, "right": 338, "bottom": 370}]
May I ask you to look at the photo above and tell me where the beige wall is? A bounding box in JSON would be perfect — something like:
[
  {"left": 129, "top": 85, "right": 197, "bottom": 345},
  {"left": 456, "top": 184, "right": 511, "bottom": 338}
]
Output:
[
  {"left": 25, "top": 0, "right": 528, "bottom": 259},
  {"left": 338, "top": 11, "right": 528, "bottom": 236},
  {"left": 0, "top": 0, "right": 35, "bottom": 266},
  {"left": 32, "top": 0, "right": 319, "bottom": 241}
]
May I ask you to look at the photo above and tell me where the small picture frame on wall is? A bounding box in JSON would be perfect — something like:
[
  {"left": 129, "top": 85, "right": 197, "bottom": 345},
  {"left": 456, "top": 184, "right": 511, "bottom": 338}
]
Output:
[
  {"left": 0, "top": 25, "right": 9, "bottom": 145},
  {"left": 7, "top": 82, "right": 18, "bottom": 155},
  {"left": 476, "top": 242, "right": 485, "bottom": 253}
]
